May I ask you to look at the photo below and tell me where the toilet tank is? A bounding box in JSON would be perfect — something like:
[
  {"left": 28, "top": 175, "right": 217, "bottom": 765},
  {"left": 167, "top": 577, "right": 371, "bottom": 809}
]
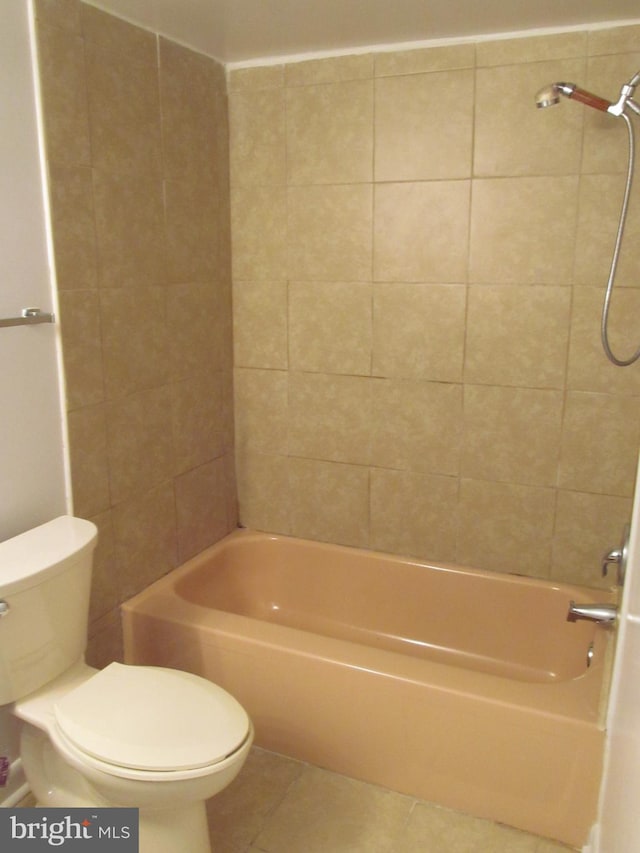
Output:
[{"left": 0, "top": 516, "right": 97, "bottom": 705}]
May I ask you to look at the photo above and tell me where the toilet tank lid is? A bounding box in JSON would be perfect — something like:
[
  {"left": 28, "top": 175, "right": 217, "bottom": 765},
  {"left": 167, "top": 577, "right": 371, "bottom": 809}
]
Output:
[
  {"left": 53, "top": 663, "right": 251, "bottom": 772},
  {"left": 0, "top": 516, "right": 97, "bottom": 596}
]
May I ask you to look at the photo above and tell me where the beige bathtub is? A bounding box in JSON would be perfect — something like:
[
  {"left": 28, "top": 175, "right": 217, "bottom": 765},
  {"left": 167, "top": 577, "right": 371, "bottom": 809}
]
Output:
[{"left": 122, "top": 529, "right": 613, "bottom": 847}]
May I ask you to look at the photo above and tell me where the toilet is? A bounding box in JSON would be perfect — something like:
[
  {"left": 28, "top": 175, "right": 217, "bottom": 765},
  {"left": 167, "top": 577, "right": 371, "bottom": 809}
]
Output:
[{"left": 0, "top": 516, "right": 253, "bottom": 853}]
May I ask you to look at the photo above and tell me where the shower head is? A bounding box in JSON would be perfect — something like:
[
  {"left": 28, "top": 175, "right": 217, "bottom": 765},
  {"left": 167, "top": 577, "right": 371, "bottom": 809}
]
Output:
[
  {"left": 535, "top": 83, "right": 566, "bottom": 108},
  {"left": 535, "top": 81, "right": 612, "bottom": 112}
]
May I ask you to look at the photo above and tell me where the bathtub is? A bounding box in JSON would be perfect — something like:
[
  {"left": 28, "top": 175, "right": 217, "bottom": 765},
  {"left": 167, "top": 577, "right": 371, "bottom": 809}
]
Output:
[{"left": 122, "top": 529, "right": 613, "bottom": 847}]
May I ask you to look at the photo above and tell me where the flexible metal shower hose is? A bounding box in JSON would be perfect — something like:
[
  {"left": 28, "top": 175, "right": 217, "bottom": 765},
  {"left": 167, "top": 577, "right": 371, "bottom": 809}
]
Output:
[{"left": 600, "top": 111, "right": 639, "bottom": 366}]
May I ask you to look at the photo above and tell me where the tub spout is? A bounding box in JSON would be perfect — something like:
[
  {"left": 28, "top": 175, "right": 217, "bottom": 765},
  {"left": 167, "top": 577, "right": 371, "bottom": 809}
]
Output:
[{"left": 567, "top": 601, "right": 617, "bottom": 624}]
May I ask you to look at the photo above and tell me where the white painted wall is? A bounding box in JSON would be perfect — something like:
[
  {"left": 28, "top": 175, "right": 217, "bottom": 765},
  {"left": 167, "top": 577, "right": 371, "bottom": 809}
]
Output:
[{"left": 0, "top": 0, "right": 69, "bottom": 804}]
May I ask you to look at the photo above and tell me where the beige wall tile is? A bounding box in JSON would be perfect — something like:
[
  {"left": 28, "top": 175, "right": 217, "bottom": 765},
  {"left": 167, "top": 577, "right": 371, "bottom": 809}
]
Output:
[
  {"left": 166, "top": 283, "right": 223, "bottom": 381},
  {"left": 106, "top": 386, "right": 175, "bottom": 503},
  {"left": 87, "top": 510, "right": 118, "bottom": 623},
  {"left": 228, "top": 65, "right": 284, "bottom": 93},
  {"left": 286, "top": 80, "right": 374, "bottom": 184},
  {"left": 164, "top": 177, "right": 220, "bottom": 283},
  {"left": 222, "top": 451, "right": 239, "bottom": 530},
  {"left": 93, "top": 170, "right": 165, "bottom": 287},
  {"left": 574, "top": 173, "right": 640, "bottom": 288},
  {"left": 474, "top": 60, "right": 585, "bottom": 177},
  {"left": 234, "top": 280, "right": 288, "bottom": 369},
  {"left": 99, "top": 287, "right": 168, "bottom": 399},
  {"left": 372, "top": 284, "right": 466, "bottom": 382},
  {"left": 559, "top": 391, "right": 640, "bottom": 497},
  {"left": 552, "top": 490, "right": 632, "bottom": 588},
  {"left": 40, "top": 5, "right": 640, "bottom": 601},
  {"left": 48, "top": 165, "right": 98, "bottom": 290},
  {"left": 38, "top": 6, "right": 235, "bottom": 655},
  {"left": 464, "top": 285, "right": 571, "bottom": 388},
  {"left": 375, "top": 70, "right": 473, "bottom": 181},
  {"left": 236, "top": 450, "right": 290, "bottom": 533},
  {"left": 375, "top": 43, "right": 475, "bottom": 76},
  {"left": 231, "top": 186, "right": 288, "bottom": 280},
  {"left": 289, "top": 281, "right": 372, "bottom": 375},
  {"left": 229, "top": 88, "right": 286, "bottom": 187},
  {"left": 371, "top": 379, "right": 462, "bottom": 476},
  {"left": 159, "top": 38, "right": 220, "bottom": 181},
  {"left": 458, "top": 479, "right": 555, "bottom": 577},
  {"left": 58, "top": 290, "right": 105, "bottom": 410},
  {"left": 370, "top": 469, "right": 458, "bottom": 562},
  {"left": 175, "top": 459, "right": 230, "bottom": 562},
  {"left": 221, "top": 371, "right": 236, "bottom": 453},
  {"left": 289, "top": 373, "right": 372, "bottom": 465},
  {"left": 288, "top": 458, "right": 369, "bottom": 547},
  {"left": 81, "top": 3, "right": 157, "bottom": 64},
  {"left": 588, "top": 24, "right": 640, "bottom": 57},
  {"left": 112, "top": 483, "right": 178, "bottom": 600},
  {"left": 288, "top": 184, "right": 373, "bottom": 280},
  {"left": 84, "top": 39, "right": 162, "bottom": 176},
  {"left": 36, "top": 21, "right": 91, "bottom": 165},
  {"left": 469, "top": 176, "right": 579, "bottom": 284},
  {"left": 234, "top": 368, "right": 289, "bottom": 454},
  {"left": 286, "top": 54, "right": 374, "bottom": 86},
  {"left": 170, "top": 373, "right": 225, "bottom": 474},
  {"left": 67, "top": 404, "right": 110, "bottom": 517},
  {"left": 476, "top": 32, "right": 587, "bottom": 66},
  {"left": 568, "top": 287, "right": 640, "bottom": 395},
  {"left": 35, "top": 0, "right": 82, "bottom": 33},
  {"left": 374, "top": 182, "right": 470, "bottom": 282},
  {"left": 86, "top": 608, "right": 123, "bottom": 668},
  {"left": 462, "top": 385, "right": 564, "bottom": 487}
]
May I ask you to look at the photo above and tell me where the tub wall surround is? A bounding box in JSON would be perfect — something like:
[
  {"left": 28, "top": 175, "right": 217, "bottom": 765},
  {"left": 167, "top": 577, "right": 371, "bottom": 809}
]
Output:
[
  {"left": 122, "top": 530, "right": 613, "bottom": 847},
  {"left": 230, "top": 27, "right": 640, "bottom": 586},
  {"left": 34, "top": 0, "right": 640, "bottom": 661},
  {"left": 34, "top": 1, "right": 236, "bottom": 664}
]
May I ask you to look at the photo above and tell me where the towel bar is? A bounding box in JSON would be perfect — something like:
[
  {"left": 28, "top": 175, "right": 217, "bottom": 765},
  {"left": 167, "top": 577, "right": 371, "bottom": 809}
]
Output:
[{"left": 0, "top": 307, "right": 55, "bottom": 328}]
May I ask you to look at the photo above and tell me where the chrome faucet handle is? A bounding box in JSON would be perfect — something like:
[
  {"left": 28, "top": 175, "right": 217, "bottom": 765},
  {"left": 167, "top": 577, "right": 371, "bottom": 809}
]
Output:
[
  {"left": 601, "top": 524, "right": 630, "bottom": 586},
  {"left": 602, "top": 547, "right": 622, "bottom": 577}
]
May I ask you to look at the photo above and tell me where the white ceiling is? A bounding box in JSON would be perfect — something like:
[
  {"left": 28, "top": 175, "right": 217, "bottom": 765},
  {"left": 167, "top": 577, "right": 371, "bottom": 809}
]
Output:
[{"left": 87, "top": 0, "right": 640, "bottom": 65}]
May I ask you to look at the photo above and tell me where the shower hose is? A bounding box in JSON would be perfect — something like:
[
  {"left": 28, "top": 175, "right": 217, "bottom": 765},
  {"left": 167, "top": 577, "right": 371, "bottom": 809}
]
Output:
[{"left": 601, "top": 111, "right": 638, "bottom": 366}]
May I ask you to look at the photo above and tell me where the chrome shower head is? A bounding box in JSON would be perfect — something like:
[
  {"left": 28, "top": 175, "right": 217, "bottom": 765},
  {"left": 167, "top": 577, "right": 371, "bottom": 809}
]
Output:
[{"left": 535, "top": 83, "right": 565, "bottom": 108}]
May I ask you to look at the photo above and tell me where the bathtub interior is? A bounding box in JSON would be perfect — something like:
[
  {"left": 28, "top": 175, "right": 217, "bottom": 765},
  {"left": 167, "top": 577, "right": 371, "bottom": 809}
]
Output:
[{"left": 173, "top": 532, "right": 610, "bottom": 683}]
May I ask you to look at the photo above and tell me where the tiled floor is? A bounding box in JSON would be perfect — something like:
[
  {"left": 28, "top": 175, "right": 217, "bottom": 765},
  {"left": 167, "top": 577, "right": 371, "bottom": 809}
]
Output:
[{"left": 206, "top": 747, "right": 576, "bottom": 853}]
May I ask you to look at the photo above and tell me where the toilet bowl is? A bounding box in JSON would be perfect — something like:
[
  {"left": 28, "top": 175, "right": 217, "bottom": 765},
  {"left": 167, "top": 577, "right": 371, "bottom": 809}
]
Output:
[
  {"left": 16, "top": 661, "right": 253, "bottom": 852},
  {"left": 1, "top": 516, "right": 253, "bottom": 853}
]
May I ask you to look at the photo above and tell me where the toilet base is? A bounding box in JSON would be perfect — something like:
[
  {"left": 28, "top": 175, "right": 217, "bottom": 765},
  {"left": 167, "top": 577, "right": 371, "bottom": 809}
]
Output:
[
  {"left": 31, "top": 799, "right": 211, "bottom": 853},
  {"left": 21, "top": 724, "right": 217, "bottom": 853},
  {"left": 135, "top": 802, "right": 211, "bottom": 853}
]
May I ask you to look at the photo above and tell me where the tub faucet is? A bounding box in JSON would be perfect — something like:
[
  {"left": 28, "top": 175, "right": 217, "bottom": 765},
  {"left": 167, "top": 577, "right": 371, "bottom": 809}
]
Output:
[{"left": 567, "top": 601, "right": 618, "bottom": 624}]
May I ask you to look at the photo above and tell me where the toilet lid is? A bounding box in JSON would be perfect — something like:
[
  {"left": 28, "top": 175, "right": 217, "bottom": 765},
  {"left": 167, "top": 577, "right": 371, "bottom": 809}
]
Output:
[{"left": 53, "top": 663, "right": 250, "bottom": 772}]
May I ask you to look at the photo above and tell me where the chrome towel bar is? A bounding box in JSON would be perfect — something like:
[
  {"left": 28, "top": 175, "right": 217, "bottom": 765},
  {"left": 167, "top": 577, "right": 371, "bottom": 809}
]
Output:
[{"left": 0, "top": 307, "right": 55, "bottom": 328}]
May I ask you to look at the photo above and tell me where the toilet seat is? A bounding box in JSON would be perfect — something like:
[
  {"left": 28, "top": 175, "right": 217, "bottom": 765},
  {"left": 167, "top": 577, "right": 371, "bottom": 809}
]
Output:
[{"left": 53, "top": 662, "right": 250, "bottom": 776}]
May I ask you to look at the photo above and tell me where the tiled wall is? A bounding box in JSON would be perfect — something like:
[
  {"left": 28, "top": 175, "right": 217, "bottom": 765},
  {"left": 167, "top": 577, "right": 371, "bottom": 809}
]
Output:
[
  {"left": 35, "top": 0, "right": 235, "bottom": 663},
  {"left": 230, "top": 27, "right": 640, "bottom": 588}
]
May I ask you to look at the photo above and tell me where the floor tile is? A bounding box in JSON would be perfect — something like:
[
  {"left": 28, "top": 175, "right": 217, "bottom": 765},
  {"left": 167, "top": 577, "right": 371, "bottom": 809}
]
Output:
[
  {"left": 207, "top": 747, "right": 303, "bottom": 852},
  {"left": 254, "top": 764, "right": 414, "bottom": 853},
  {"left": 206, "top": 747, "right": 576, "bottom": 853},
  {"left": 402, "top": 800, "right": 539, "bottom": 852}
]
